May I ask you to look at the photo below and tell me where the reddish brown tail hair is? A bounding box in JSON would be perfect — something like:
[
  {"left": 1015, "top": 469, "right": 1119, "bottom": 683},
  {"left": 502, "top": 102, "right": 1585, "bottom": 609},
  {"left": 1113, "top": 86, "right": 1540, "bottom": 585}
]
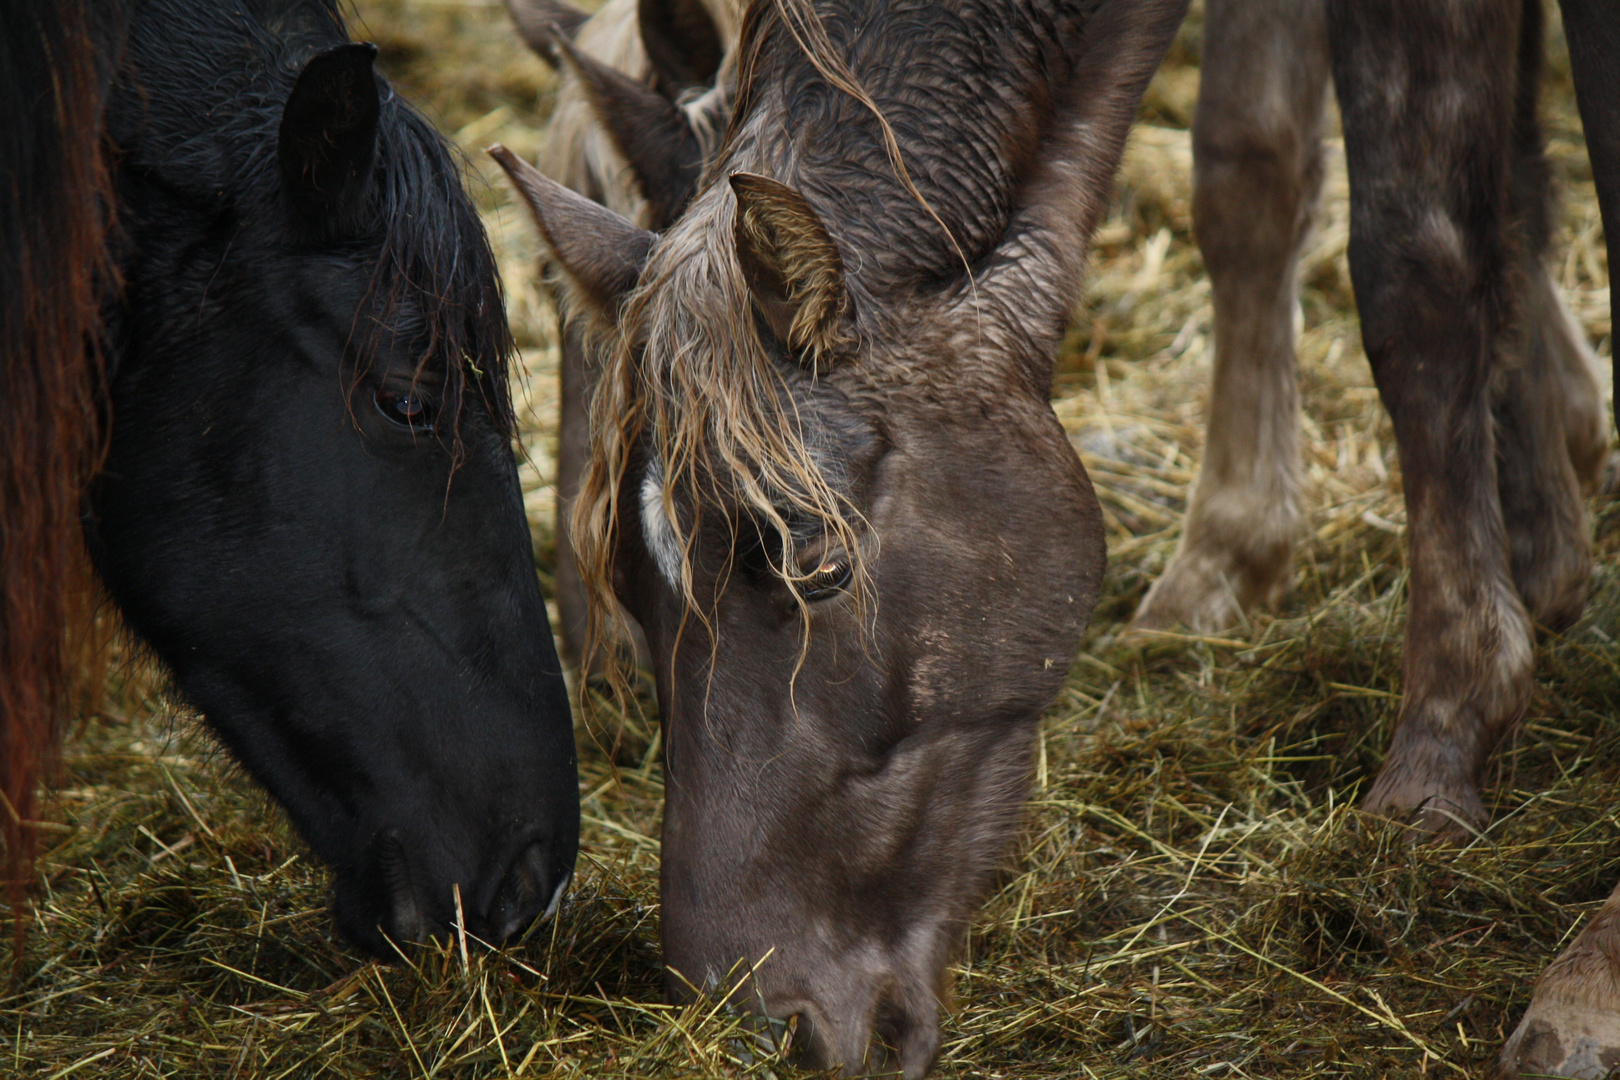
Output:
[{"left": 0, "top": 0, "right": 122, "bottom": 928}]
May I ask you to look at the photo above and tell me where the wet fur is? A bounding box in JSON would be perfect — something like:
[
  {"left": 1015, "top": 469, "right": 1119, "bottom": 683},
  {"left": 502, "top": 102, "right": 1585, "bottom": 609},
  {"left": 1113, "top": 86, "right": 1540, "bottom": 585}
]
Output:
[
  {"left": 514, "top": 0, "right": 1186, "bottom": 1073},
  {"left": 512, "top": 0, "right": 740, "bottom": 668}
]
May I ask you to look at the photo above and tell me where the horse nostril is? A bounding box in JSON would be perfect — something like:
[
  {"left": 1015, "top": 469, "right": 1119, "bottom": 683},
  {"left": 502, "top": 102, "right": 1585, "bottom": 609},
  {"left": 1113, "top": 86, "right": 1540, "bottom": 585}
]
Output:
[
  {"left": 486, "top": 840, "right": 566, "bottom": 942},
  {"left": 378, "top": 829, "right": 427, "bottom": 946}
]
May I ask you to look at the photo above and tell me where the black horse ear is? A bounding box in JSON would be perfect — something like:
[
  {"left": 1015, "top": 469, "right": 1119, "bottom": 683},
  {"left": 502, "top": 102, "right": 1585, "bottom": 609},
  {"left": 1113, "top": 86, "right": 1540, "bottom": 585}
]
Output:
[
  {"left": 550, "top": 33, "right": 704, "bottom": 226},
  {"left": 278, "top": 42, "right": 381, "bottom": 227},
  {"left": 507, "top": 0, "right": 590, "bottom": 65},
  {"left": 730, "top": 172, "right": 853, "bottom": 362},
  {"left": 639, "top": 0, "right": 724, "bottom": 96},
  {"left": 490, "top": 145, "right": 654, "bottom": 318}
]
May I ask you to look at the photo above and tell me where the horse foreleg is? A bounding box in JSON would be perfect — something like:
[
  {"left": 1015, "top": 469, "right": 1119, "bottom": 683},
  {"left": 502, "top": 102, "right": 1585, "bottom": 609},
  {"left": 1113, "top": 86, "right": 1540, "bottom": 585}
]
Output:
[
  {"left": 1560, "top": 0, "right": 1620, "bottom": 432},
  {"left": 1532, "top": 266, "right": 1610, "bottom": 497},
  {"left": 1497, "top": 263, "right": 1598, "bottom": 633},
  {"left": 1329, "top": 0, "right": 1533, "bottom": 836},
  {"left": 1134, "top": 0, "right": 1328, "bottom": 632},
  {"left": 1497, "top": 0, "right": 1620, "bottom": 1073},
  {"left": 1494, "top": 0, "right": 1598, "bottom": 633}
]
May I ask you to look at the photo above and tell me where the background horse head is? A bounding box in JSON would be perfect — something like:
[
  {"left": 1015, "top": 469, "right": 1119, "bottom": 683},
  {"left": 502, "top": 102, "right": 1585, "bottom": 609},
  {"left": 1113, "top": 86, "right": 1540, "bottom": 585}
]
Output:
[
  {"left": 499, "top": 0, "right": 1185, "bottom": 1072},
  {"left": 2, "top": 0, "right": 578, "bottom": 956},
  {"left": 506, "top": 0, "right": 741, "bottom": 670}
]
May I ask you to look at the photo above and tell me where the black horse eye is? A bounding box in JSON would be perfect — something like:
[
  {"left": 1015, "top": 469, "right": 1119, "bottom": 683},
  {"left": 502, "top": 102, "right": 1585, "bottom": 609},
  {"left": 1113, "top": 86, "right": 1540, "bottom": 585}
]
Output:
[
  {"left": 800, "top": 555, "right": 852, "bottom": 600},
  {"left": 374, "top": 387, "right": 437, "bottom": 433}
]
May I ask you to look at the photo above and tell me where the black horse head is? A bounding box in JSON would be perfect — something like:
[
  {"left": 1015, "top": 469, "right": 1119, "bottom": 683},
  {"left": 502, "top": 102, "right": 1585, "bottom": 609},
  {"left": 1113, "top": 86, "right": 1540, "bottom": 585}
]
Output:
[{"left": 82, "top": 0, "right": 577, "bottom": 955}]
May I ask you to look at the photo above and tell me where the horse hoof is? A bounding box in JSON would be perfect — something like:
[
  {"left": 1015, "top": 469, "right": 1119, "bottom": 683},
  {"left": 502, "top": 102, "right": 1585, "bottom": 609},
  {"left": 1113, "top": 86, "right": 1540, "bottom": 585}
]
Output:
[
  {"left": 1360, "top": 769, "right": 1485, "bottom": 843},
  {"left": 1133, "top": 552, "right": 1258, "bottom": 634},
  {"left": 1500, "top": 886, "right": 1620, "bottom": 1078},
  {"left": 1500, "top": 1004, "right": 1620, "bottom": 1078}
]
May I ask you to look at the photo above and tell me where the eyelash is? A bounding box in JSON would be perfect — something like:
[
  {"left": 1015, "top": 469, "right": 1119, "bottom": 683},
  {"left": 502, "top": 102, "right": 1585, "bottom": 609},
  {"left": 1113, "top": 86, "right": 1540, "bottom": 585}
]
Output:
[
  {"left": 373, "top": 386, "right": 438, "bottom": 433},
  {"left": 800, "top": 553, "right": 852, "bottom": 600}
]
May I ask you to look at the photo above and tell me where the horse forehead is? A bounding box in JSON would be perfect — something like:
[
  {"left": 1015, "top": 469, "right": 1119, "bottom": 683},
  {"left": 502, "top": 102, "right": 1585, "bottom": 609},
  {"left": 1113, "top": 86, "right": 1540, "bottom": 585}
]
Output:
[{"left": 723, "top": 0, "right": 1064, "bottom": 277}]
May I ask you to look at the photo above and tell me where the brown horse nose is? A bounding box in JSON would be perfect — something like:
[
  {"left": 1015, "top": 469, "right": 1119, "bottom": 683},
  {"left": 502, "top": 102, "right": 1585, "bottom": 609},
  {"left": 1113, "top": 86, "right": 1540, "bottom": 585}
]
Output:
[{"left": 482, "top": 838, "right": 568, "bottom": 942}]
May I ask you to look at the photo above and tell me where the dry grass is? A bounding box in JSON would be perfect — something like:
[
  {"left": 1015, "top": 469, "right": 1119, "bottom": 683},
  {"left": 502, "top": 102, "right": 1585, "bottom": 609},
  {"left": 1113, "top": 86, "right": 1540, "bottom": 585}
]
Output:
[{"left": 4, "top": 1, "right": 1617, "bottom": 1076}]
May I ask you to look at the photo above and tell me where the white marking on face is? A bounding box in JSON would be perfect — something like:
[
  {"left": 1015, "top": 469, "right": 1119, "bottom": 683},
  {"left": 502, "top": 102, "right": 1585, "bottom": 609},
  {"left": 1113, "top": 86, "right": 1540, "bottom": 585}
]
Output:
[
  {"left": 543, "top": 871, "right": 571, "bottom": 920},
  {"left": 640, "top": 458, "right": 683, "bottom": 590}
]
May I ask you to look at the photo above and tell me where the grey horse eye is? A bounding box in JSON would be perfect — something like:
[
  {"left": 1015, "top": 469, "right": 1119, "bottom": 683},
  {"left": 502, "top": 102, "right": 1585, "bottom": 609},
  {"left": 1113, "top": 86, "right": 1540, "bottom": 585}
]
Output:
[{"left": 801, "top": 555, "right": 851, "bottom": 600}]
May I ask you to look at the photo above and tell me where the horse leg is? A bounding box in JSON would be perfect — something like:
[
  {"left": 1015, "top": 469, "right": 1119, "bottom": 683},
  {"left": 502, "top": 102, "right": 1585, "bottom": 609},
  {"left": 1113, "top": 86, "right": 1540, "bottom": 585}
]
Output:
[
  {"left": 1498, "top": 266, "right": 1600, "bottom": 632},
  {"left": 1133, "top": 0, "right": 1328, "bottom": 632},
  {"left": 1493, "top": 0, "right": 1595, "bottom": 633},
  {"left": 1329, "top": 0, "right": 1533, "bottom": 835},
  {"left": 1532, "top": 266, "right": 1609, "bottom": 497},
  {"left": 1497, "top": 1, "right": 1620, "bottom": 1073},
  {"left": 1560, "top": 0, "right": 1620, "bottom": 432}
]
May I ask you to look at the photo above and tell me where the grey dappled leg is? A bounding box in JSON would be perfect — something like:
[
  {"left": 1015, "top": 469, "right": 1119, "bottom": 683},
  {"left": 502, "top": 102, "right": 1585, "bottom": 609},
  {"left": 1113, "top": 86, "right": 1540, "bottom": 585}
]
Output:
[
  {"left": 1499, "top": 879, "right": 1620, "bottom": 1079},
  {"left": 1559, "top": 0, "right": 1620, "bottom": 428},
  {"left": 1496, "top": 6, "right": 1620, "bottom": 1070},
  {"left": 1134, "top": 0, "right": 1328, "bottom": 632},
  {"left": 1497, "top": 264, "right": 1597, "bottom": 632},
  {"left": 1494, "top": 3, "right": 1597, "bottom": 632},
  {"left": 1329, "top": 0, "right": 1533, "bottom": 834}
]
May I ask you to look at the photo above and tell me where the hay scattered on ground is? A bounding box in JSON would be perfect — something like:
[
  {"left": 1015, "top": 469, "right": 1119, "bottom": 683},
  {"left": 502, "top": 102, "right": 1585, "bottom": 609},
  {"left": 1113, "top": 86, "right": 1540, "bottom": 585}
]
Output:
[{"left": 5, "top": 1, "right": 1616, "bottom": 1076}]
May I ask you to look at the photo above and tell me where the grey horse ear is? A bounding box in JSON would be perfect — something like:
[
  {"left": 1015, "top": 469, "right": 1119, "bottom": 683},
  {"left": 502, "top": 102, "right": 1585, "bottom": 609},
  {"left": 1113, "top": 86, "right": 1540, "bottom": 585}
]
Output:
[
  {"left": 730, "top": 172, "right": 853, "bottom": 361},
  {"left": 638, "top": 0, "right": 724, "bottom": 97},
  {"left": 980, "top": 0, "right": 1184, "bottom": 342},
  {"left": 490, "top": 145, "right": 654, "bottom": 317},
  {"left": 506, "top": 0, "right": 590, "bottom": 64},
  {"left": 549, "top": 32, "right": 704, "bottom": 227}
]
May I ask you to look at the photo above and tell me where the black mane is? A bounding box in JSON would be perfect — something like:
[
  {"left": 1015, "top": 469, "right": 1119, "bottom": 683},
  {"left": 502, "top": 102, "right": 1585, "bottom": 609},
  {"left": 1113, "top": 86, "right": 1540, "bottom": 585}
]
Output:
[{"left": 113, "top": 0, "right": 515, "bottom": 436}]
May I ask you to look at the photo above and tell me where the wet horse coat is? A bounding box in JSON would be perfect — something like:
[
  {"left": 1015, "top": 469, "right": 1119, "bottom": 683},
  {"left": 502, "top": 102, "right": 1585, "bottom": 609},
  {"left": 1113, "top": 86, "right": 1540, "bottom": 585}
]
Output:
[
  {"left": 498, "top": 0, "right": 1185, "bottom": 1073},
  {"left": 2, "top": 0, "right": 579, "bottom": 954}
]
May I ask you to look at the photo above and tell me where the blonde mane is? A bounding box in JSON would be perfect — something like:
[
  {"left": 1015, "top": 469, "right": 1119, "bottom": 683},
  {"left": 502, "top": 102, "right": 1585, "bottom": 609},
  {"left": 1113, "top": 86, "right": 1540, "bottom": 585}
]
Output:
[
  {"left": 568, "top": 0, "right": 980, "bottom": 691},
  {"left": 571, "top": 172, "right": 870, "bottom": 686}
]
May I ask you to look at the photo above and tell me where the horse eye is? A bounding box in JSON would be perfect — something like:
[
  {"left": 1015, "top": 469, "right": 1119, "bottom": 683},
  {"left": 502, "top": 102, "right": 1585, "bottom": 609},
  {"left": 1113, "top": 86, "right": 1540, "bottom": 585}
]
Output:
[
  {"left": 800, "top": 556, "right": 852, "bottom": 601},
  {"left": 374, "top": 387, "right": 437, "bottom": 433}
]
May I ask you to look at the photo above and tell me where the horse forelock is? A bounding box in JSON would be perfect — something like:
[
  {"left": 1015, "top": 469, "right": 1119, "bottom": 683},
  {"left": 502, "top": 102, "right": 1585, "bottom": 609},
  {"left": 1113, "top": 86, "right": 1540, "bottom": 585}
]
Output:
[
  {"left": 570, "top": 0, "right": 1088, "bottom": 683},
  {"left": 370, "top": 102, "right": 518, "bottom": 442},
  {"left": 573, "top": 0, "right": 1114, "bottom": 687},
  {"left": 572, "top": 178, "right": 872, "bottom": 685}
]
